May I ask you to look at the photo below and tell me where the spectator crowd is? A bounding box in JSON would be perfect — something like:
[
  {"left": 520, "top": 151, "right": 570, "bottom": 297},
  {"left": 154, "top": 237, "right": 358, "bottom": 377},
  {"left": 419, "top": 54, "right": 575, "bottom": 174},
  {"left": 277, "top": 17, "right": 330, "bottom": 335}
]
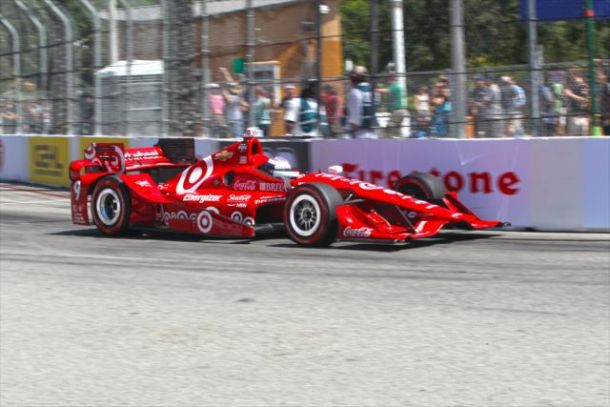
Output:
[{"left": 2, "top": 66, "right": 610, "bottom": 138}]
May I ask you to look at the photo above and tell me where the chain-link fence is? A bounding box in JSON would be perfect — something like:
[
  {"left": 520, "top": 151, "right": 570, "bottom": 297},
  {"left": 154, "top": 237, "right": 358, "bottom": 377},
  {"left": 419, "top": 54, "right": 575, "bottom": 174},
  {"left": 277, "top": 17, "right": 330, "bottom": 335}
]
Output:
[{"left": 1, "top": 0, "right": 609, "bottom": 138}]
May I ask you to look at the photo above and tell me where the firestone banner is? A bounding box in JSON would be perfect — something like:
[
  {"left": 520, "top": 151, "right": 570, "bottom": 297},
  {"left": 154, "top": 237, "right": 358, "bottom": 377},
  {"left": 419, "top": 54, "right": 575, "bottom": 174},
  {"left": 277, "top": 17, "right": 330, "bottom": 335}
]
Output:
[{"left": 310, "top": 138, "right": 610, "bottom": 230}]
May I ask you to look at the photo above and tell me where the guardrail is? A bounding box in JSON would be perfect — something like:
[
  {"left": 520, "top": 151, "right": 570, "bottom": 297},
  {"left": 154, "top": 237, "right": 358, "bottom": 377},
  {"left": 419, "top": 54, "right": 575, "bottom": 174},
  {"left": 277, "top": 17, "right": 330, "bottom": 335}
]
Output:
[{"left": 1, "top": 134, "right": 608, "bottom": 231}]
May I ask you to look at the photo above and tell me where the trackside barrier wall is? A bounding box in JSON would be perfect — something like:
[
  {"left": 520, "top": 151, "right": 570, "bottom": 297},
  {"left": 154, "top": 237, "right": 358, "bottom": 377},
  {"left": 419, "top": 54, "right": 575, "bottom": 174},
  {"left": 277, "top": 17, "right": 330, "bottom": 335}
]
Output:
[
  {"left": 1, "top": 135, "right": 608, "bottom": 231},
  {"left": 310, "top": 137, "right": 610, "bottom": 231}
]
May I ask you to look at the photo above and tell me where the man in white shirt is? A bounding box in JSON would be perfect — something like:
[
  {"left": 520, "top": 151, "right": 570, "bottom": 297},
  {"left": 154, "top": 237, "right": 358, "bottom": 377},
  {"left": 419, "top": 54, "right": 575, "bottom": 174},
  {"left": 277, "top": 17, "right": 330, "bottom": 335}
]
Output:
[
  {"left": 346, "top": 66, "right": 377, "bottom": 139},
  {"left": 281, "top": 84, "right": 300, "bottom": 135}
]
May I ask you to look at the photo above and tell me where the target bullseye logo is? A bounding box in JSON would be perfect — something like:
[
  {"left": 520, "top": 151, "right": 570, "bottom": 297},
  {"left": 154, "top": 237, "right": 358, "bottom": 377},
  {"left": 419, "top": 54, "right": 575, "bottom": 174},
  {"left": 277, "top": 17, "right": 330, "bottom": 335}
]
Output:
[
  {"left": 177, "top": 156, "right": 214, "bottom": 194},
  {"left": 196, "top": 210, "right": 213, "bottom": 234}
]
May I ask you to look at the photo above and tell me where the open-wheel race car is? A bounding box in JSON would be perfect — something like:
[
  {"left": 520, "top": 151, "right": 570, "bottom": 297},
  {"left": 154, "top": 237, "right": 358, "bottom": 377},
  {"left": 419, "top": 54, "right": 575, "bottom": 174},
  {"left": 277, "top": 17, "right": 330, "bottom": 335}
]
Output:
[{"left": 69, "top": 132, "right": 508, "bottom": 246}]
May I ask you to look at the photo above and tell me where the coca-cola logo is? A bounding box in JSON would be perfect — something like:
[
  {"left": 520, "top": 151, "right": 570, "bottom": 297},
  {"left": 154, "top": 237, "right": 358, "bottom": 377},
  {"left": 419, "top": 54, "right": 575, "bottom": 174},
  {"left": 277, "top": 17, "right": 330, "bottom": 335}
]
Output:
[
  {"left": 176, "top": 155, "right": 214, "bottom": 194},
  {"left": 343, "top": 226, "right": 373, "bottom": 238},
  {"left": 234, "top": 179, "right": 257, "bottom": 191}
]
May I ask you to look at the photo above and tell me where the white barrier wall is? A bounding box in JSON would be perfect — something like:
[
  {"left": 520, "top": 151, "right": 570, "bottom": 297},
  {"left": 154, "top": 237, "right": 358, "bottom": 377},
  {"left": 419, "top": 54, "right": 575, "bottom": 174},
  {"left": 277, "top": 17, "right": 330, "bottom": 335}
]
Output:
[
  {"left": 310, "top": 137, "right": 610, "bottom": 231},
  {"left": 1, "top": 134, "right": 608, "bottom": 231},
  {"left": 0, "top": 136, "right": 29, "bottom": 183}
]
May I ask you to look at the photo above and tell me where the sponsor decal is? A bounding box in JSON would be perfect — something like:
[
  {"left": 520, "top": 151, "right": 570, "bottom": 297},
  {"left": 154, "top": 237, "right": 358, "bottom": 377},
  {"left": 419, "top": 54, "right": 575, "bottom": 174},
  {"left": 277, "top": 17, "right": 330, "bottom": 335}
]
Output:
[
  {"left": 84, "top": 143, "right": 125, "bottom": 173},
  {"left": 176, "top": 155, "right": 214, "bottom": 194},
  {"left": 228, "top": 194, "right": 252, "bottom": 202},
  {"left": 230, "top": 211, "right": 243, "bottom": 223},
  {"left": 229, "top": 211, "right": 256, "bottom": 227},
  {"left": 238, "top": 143, "right": 248, "bottom": 153},
  {"left": 73, "top": 180, "right": 82, "bottom": 200},
  {"left": 234, "top": 179, "right": 257, "bottom": 191},
  {"left": 259, "top": 182, "right": 285, "bottom": 192},
  {"left": 162, "top": 210, "right": 197, "bottom": 226},
  {"left": 183, "top": 193, "right": 222, "bottom": 203},
  {"left": 29, "top": 137, "right": 70, "bottom": 186},
  {"left": 135, "top": 180, "right": 151, "bottom": 188},
  {"left": 124, "top": 149, "right": 160, "bottom": 160},
  {"left": 196, "top": 210, "right": 213, "bottom": 234},
  {"left": 254, "top": 195, "right": 286, "bottom": 205},
  {"left": 340, "top": 163, "right": 521, "bottom": 196},
  {"left": 214, "top": 150, "right": 233, "bottom": 161},
  {"left": 343, "top": 226, "right": 373, "bottom": 238},
  {"left": 239, "top": 156, "right": 247, "bottom": 165}
]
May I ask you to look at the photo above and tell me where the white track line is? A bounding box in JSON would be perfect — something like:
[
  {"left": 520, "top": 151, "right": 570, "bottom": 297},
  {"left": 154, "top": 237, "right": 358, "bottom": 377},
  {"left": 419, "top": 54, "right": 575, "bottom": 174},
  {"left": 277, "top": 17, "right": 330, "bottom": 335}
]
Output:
[{"left": 0, "top": 199, "right": 68, "bottom": 205}]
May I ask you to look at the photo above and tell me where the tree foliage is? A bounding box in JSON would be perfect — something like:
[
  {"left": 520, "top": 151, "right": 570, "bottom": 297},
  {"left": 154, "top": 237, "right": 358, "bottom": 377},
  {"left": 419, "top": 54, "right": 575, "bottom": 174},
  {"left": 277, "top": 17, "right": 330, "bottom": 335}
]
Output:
[{"left": 341, "top": 0, "right": 610, "bottom": 72}]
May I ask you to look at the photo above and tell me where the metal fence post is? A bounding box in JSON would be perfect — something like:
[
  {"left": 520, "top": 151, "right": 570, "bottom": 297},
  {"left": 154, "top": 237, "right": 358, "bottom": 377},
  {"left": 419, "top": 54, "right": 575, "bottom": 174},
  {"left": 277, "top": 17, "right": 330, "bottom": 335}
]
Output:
[
  {"left": 161, "top": 0, "right": 170, "bottom": 137},
  {"left": 315, "top": 0, "right": 322, "bottom": 133},
  {"left": 246, "top": 0, "right": 255, "bottom": 128},
  {"left": 77, "top": 0, "right": 102, "bottom": 135},
  {"left": 13, "top": 0, "right": 47, "bottom": 107},
  {"left": 43, "top": 0, "right": 75, "bottom": 135},
  {"left": 527, "top": 0, "right": 540, "bottom": 137},
  {"left": 0, "top": 14, "right": 22, "bottom": 134},
  {"left": 450, "top": 0, "right": 466, "bottom": 138},
  {"left": 370, "top": 0, "right": 379, "bottom": 124},
  {"left": 118, "top": 0, "right": 133, "bottom": 137},
  {"left": 200, "top": 0, "right": 210, "bottom": 131}
]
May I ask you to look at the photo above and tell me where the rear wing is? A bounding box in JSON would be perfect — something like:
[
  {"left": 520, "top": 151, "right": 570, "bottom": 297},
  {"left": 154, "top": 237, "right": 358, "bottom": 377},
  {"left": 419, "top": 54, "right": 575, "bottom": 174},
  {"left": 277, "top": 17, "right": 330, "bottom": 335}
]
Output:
[{"left": 83, "top": 142, "right": 126, "bottom": 174}]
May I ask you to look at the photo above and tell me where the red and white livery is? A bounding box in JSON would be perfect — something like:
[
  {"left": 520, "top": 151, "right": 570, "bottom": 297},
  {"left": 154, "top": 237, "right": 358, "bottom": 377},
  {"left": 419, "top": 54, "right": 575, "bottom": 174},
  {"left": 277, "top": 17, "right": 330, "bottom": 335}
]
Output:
[{"left": 69, "top": 134, "right": 507, "bottom": 246}]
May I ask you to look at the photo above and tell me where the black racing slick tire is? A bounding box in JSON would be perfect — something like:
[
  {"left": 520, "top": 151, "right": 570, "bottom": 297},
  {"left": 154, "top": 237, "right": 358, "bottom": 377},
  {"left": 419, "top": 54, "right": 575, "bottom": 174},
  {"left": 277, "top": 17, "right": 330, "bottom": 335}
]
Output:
[
  {"left": 284, "top": 183, "right": 343, "bottom": 247},
  {"left": 394, "top": 171, "right": 447, "bottom": 203},
  {"left": 91, "top": 175, "right": 131, "bottom": 236}
]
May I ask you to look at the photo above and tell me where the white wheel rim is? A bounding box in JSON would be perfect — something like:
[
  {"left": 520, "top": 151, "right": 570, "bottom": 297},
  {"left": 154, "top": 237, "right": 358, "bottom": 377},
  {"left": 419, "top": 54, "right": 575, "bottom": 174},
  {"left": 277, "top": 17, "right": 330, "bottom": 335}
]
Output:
[
  {"left": 289, "top": 194, "right": 321, "bottom": 237},
  {"left": 96, "top": 188, "right": 121, "bottom": 226}
]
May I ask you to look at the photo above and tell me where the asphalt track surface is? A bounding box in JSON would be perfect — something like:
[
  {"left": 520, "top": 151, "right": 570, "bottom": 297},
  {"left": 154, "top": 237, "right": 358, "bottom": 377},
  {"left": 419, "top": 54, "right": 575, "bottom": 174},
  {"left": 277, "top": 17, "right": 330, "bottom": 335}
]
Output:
[{"left": 1, "top": 182, "right": 609, "bottom": 407}]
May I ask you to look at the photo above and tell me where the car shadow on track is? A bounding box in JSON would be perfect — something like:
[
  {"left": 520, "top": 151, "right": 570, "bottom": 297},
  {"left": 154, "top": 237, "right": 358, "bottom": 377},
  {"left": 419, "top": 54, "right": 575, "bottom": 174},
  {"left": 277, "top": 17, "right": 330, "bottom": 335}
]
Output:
[
  {"left": 268, "top": 232, "right": 500, "bottom": 252},
  {"left": 49, "top": 229, "right": 499, "bottom": 251},
  {"left": 48, "top": 228, "right": 256, "bottom": 244}
]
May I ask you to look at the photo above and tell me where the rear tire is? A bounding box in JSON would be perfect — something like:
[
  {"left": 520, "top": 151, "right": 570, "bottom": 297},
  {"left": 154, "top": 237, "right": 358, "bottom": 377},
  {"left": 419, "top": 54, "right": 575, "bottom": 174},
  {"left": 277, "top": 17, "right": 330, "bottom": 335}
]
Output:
[
  {"left": 394, "top": 171, "right": 446, "bottom": 203},
  {"left": 91, "top": 176, "right": 131, "bottom": 236},
  {"left": 284, "top": 183, "right": 342, "bottom": 246}
]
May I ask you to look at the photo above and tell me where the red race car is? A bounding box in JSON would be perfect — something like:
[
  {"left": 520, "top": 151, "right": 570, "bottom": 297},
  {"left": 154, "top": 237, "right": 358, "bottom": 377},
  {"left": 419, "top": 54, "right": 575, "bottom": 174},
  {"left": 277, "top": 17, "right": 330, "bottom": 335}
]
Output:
[{"left": 69, "top": 134, "right": 507, "bottom": 246}]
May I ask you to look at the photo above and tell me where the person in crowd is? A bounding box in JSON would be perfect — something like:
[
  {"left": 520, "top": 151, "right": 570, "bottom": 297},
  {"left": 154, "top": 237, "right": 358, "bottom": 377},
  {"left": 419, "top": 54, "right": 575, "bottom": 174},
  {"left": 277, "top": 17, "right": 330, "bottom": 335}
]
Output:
[
  {"left": 207, "top": 83, "right": 227, "bottom": 137},
  {"left": 0, "top": 99, "right": 18, "bottom": 134},
  {"left": 470, "top": 74, "right": 491, "bottom": 137},
  {"left": 293, "top": 81, "right": 327, "bottom": 138},
  {"left": 322, "top": 83, "right": 341, "bottom": 137},
  {"left": 346, "top": 66, "right": 376, "bottom": 139},
  {"left": 280, "top": 84, "right": 299, "bottom": 135},
  {"left": 539, "top": 82, "right": 555, "bottom": 137},
  {"left": 21, "top": 81, "right": 42, "bottom": 133},
  {"left": 413, "top": 85, "right": 431, "bottom": 138},
  {"left": 500, "top": 76, "right": 526, "bottom": 137},
  {"left": 223, "top": 82, "right": 249, "bottom": 137},
  {"left": 486, "top": 74, "right": 504, "bottom": 138},
  {"left": 431, "top": 87, "right": 451, "bottom": 138},
  {"left": 550, "top": 71, "right": 567, "bottom": 136},
  {"left": 381, "top": 71, "right": 407, "bottom": 138},
  {"left": 253, "top": 86, "right": 272, "bottom": 137},
  {"left": 77, "top": 92, "right": 94, "bottom": 135},
  {"left": 433, "top": 75, "right": 450, "bottom": 98},
  {"left": 564, "top": 71, "right": 590, "bottom": 136},
  {"left": 599, "top": 70, "right": 610, "bottom": 136}
]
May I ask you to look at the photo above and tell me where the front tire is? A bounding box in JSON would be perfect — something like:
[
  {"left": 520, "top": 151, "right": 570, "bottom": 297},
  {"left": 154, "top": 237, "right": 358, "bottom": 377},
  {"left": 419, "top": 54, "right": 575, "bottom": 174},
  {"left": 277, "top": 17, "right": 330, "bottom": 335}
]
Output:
[
  {"left": 394, "top": 171, "right": 446, "bottom": 203},
  {"left": 91, "top": 176, "right": 131, "bottom": 236},
  {"left": 284, "top": 183, "right": 342, "bottom": 247}
]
